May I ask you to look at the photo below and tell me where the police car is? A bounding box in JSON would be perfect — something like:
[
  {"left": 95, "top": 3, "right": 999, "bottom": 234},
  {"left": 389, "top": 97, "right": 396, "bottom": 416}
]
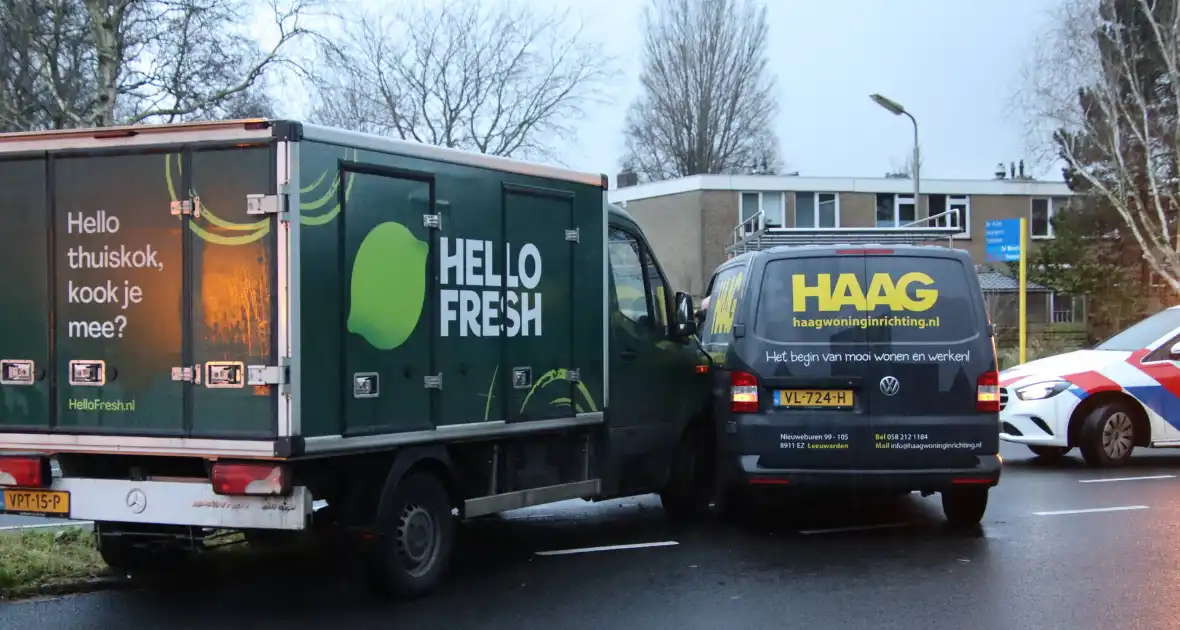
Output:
[{"left": 1000, "top": 305, "right": 1180, "bottom": 467}]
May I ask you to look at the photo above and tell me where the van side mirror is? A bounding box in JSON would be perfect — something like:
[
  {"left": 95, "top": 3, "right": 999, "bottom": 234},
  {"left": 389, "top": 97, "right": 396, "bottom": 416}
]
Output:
[{"left": 674, "top": 291, "right": 696, "bottom": 337}]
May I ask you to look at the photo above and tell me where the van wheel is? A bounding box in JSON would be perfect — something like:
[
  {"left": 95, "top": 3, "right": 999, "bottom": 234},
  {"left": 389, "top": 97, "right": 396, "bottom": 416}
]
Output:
[
  {"left": 941, "top": 487, "right": 988, "bottom": 527},
  {"left": 1079, "top": 404, "right": 1136, "bottom": 468},
  {"left": 365, "top": 472, "right": 456, "bottom": 599},
  {"left": 1027, "top": 445, "right": 1071, "bottom": 461},
  {"left": 659, "top": 425, "right": 713, "bottom": 523}
]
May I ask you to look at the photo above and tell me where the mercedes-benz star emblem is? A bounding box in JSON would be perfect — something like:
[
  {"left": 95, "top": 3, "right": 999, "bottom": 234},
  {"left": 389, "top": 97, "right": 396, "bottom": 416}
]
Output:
[
  {"left": 126, "top": 489, "right": 147, "bottom": 514},
  {"left": 879, "top": 376, "right": 900, "bottom": 396}
]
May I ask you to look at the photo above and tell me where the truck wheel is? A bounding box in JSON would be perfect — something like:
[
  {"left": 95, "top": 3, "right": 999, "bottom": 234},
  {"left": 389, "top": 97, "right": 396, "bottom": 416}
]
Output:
[
  {"left": 1028, "top": 445, "right": 1071, "bottom": 461},
  {"left": 366, "top": 471, "right": 456, "bottom": 599},
  {"left": 1079, "top": 403, "right": 1136, "bottom": 468},
  {"left": 941, "top": 487, "right": 989, "bottom": 528},
  {"left": 659, "top": 425, "right": 713, "bottom": 523}
]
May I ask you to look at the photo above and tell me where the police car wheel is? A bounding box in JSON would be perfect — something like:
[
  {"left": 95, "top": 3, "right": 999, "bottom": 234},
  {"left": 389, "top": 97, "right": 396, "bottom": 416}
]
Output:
[
  {"left": 1027, "top": 445, "right": 1071, "bottom": 460},
  {"left": 1079, "top": 404, "right": 1136, "bottom": 468}
]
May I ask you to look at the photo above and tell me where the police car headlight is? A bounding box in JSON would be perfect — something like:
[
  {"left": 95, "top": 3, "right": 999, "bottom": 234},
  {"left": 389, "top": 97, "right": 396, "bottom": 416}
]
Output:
[{"left": 1014, "top": 380, "right": 1070, "bottom": 401}]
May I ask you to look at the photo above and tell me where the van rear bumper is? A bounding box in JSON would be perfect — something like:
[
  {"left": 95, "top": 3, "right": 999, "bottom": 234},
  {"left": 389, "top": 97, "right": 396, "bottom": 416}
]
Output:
[{"left": 720, "top": 453, "right": 1002, "bottom": 492}]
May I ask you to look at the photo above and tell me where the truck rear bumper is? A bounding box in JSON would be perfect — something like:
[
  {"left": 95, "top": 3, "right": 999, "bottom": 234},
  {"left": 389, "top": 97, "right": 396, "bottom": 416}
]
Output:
[{"left": 1, "top": 478, "right": 312, "bottom": 530}]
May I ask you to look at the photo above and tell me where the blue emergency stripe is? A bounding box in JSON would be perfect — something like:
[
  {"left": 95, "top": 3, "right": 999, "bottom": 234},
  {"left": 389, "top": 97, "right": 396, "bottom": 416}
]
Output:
[{"left": 1124, "top": 385, "right": 1180, "bottom": 432}]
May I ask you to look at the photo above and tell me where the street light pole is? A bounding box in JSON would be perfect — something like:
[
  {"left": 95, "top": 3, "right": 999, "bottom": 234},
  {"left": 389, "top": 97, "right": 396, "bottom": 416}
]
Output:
[{"left": 870, "top": 93, "right": 920, "bottom": 220}]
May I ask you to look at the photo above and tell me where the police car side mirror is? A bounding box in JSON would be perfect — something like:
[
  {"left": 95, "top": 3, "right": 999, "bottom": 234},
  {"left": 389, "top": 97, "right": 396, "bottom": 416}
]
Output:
[
  {"left": 1170, "top": 341, "right": 1180, "bottom": 358},
  {"left": 673, "top": 291, "right": 696, "bottom": 337}
]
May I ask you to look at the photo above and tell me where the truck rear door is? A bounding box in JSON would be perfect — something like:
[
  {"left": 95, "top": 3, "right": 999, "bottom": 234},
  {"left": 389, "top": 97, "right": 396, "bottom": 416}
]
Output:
[
  {"left": 740, "top": 252, "right": 872, "bottom": 469},
  {"left": 862, "top": 252, "right": 996, "bottom": 469},
  {"left": 0, "top": 142, "right": 280, "bottom": 439}
]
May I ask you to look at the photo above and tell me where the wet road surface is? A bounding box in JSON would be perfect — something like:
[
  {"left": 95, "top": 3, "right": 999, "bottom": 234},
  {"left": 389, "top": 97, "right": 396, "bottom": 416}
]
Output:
[{"left": 4, "top": 442, "right": 1180, "bottom": 629}]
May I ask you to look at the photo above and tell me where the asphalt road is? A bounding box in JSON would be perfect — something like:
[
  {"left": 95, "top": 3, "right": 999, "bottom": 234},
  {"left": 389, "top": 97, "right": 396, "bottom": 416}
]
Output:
[{"left": 5, "top": 441, "right": 1180, "bottom": 629}]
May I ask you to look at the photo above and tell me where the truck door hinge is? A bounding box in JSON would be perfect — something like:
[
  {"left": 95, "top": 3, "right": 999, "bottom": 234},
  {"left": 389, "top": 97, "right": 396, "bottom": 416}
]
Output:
[
  {"left": 423, "top": 214, "right": 441, "bottom": 229},
  {"left": 565, "top": 369, "right": 581, "bottom": 384},
  {"left": 247, "top": 364, "right": 288, "bottom": 386},
  {"left": 424, "top": 374, "right": 443, "bottom": 390},
  {"left": 246, "top": 193, "right": 285, "bottom": 216},
  {"left": 170, "top": 198, "right": 201, "bottom": 219},
  {"left": 565, "top": 228, "right": 580, "bottom": 243}
]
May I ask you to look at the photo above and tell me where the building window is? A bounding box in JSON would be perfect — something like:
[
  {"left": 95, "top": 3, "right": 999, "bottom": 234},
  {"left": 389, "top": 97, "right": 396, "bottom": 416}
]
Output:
[
  {"left": 1050, "top": 294, "right": 1083, "bottom": 324},
  {"left": 1030, "top": 196, "right": 1071, "bottom": 239},
  {"left": 875, "top": 193, "right": 916, "bottom": 227},
  {"left": 739, "top": 191, "right": 785, "bottom": 227},
  {"left": 927, "top": 194, "right": 970, "bottom": 236},
  {"left": 794, "top": 192, "right": 839, "bottom": 228}
]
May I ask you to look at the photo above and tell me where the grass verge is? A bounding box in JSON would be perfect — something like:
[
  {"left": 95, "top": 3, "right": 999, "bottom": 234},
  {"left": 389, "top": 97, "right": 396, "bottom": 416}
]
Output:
[{"left": 0, "top": 528, "right": 109, "bottom": 599}]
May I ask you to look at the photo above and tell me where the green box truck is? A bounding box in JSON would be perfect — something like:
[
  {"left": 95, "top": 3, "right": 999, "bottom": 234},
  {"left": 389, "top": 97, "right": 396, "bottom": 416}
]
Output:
[{"left": 0, "top": 120, "right": 714, "bottom": 597}]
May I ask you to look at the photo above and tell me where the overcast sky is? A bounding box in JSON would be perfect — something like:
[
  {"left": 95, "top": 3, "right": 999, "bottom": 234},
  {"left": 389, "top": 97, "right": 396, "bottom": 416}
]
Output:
[{"left": 275, "top": 0, "right": 1065, "bottom": 181}]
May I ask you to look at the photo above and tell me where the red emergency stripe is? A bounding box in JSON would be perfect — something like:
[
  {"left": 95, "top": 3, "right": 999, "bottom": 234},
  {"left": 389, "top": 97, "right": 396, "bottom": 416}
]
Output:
[
  {"left": 1127, "top": 349, "right": 1180, "bottom": 400},
  {"left": 1061, "top": 370, "right": 1122, "bottom": 395},
  {"left": 999, "top": 376, "right": 1023, "bottom": 387}
]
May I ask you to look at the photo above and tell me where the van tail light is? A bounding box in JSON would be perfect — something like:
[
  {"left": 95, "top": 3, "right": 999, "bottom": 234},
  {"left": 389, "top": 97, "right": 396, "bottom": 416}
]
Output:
[
  {"left": 977, "top": 370, "right": 1001, "bottom": 412},
  {"left": 731, "top": 370, "right": 760, "bottom": 413},
  {"left": 0, "top": 455, "right": 50, "bottom": 488},
  {"left": 211, "top": 462, "right": 291, "bottom": 496}
]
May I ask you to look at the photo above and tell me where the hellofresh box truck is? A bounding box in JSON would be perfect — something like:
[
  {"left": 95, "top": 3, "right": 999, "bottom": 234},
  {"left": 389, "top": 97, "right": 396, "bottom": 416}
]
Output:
[{"left": 0, "top": 120, "right": 713, "bottom": 598}]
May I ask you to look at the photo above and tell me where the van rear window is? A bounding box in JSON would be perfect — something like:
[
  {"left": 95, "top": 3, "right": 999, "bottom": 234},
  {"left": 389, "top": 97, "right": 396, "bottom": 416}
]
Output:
[{"left": 754, "top": 255, "right": 979, "bottom": 344}]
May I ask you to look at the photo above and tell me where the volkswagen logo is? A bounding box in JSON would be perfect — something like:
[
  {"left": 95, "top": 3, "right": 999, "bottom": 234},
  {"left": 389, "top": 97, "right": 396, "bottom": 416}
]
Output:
[
  {"left": 125, "top": 489, "right": 147, "bottom": 514},
  {"left": 879, "top": 376, "right": 900, "bottom": 396}
]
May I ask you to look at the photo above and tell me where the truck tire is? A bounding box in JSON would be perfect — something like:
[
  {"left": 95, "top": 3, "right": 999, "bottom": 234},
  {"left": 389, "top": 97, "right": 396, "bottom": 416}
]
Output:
[
  {"left": 1079, "top": 403, "right": 1136, "bottom": 468},
  {"left": 941, "top": 487, "right": 989, "bottom": 528},
  {"left": 366, "top": 471, "right": 456, "bottom": 599},
  {"left": 659, "top": 425, "right": 713, "bottom": 523}
]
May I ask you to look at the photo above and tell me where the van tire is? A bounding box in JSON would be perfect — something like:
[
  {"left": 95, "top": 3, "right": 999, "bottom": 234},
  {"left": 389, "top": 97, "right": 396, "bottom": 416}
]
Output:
[
  {"left": 941, "top": 487, "right": 988, "bottom": 527},
  {"left": 1027, "top": 445, "right": 1071, "bottom": 461},
  {"left": 1078, "top": 404, "right": 1136, "bottom": 468},
  {"left": 365, "top": 472, "right": 456, "bottom": 600},
  {"left": 659, "top": 425, "right": 713, "bottom": 523}
]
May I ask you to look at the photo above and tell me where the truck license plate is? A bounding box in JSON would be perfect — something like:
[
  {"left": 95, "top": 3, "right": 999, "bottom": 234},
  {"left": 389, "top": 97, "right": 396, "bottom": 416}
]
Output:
[
  {"left": 0, "top": 489, "right": 71, "bottom": 516},
  {"left": 776, "top": 389, "right": 853, "bottom": 408}
]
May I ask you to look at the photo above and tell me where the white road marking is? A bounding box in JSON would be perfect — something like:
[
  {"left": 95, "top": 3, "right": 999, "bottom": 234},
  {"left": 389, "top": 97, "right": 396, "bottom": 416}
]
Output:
[
  {"left": 0, "top": 520, "right": 94, "bottom": 532},
  {"left": 799, "top": 522, "right": 910, "bottom": 535},
  {"left": 1033, "top": 505, "right": 1149, "bottom": 516},
  {"left": 535, "top": 541, "right": 679, "bottom": 556},
  {"left": 1078, "top": 474, "right": 1176, "bottom": 483}
]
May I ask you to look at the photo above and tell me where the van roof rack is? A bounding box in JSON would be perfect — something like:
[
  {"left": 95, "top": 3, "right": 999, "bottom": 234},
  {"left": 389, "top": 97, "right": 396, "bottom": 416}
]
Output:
[{"left": 725, "top": 209, "right": 964, "bottom": 256}]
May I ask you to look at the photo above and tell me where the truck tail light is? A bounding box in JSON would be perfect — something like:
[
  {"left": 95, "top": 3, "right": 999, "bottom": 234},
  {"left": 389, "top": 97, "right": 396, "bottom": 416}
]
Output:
[
  {"left": 0, "top": 455, "right": 50, "bottom": 488},
  {"left": 977, "top": 370, "right": 1001, "bottom": 412},
  {"left": 731, "top": 370, "right": 760, "bottom": 413},
  {"left": 211, "top": 462, "right": 291, "bottom": 496}
]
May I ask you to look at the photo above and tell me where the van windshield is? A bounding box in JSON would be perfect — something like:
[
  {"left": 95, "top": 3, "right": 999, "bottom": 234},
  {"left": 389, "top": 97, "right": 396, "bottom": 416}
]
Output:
[
  {"left": 1094, "top": 309, "right": 1180, "bottom": 351},
  {"left": 754, "top": 254, "right": 979, "bottom": 345}
]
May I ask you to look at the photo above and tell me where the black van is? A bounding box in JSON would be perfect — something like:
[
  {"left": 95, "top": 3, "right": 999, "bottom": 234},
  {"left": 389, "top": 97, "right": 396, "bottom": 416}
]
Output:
[{"left": 699, "top": 244, "right": 1002, "bottom": 526}]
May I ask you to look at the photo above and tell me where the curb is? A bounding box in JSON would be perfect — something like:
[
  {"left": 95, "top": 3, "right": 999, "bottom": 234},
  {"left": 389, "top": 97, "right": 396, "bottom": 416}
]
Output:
[{"left": 0, "top": 574, "right": 130, "bottom": 602}]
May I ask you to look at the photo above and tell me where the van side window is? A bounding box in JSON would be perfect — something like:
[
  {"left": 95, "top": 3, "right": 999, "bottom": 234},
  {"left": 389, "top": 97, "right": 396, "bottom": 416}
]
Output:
[
  {"left": 608, "top": 227, "right": 650, "bottom": 326},
  {"left": 642, "top": 247, "right": 670, "bottom": 330},
  {"left": 700, "top": 265, "right": 746, "bottom": 346}
]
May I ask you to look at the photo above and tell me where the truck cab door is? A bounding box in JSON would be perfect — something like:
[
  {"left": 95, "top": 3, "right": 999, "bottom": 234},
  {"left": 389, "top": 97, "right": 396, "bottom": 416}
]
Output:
[{"left": 603, "top": 226, "right": 693, "bottom": 494}]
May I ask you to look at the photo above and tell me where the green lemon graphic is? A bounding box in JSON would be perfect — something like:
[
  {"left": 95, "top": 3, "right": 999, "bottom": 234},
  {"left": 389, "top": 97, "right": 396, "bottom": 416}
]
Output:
[{"left": 347, "top": 221, "right": 428, "bottom": 350}]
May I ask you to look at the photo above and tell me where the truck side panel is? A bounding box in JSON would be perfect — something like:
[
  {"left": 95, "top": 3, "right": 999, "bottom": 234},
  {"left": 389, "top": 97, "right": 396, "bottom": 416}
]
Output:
[
  {"left": 0, "top": 158, "right": 51, "bottom": 430},
  {"left": 296, "top": 140, "right": 605, "bottom": 438}
]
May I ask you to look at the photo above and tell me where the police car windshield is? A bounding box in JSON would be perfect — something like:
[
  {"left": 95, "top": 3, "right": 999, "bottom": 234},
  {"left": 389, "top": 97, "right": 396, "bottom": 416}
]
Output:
[{"left": 1094, "top": 308, "right": 1180, "bottom": 351}]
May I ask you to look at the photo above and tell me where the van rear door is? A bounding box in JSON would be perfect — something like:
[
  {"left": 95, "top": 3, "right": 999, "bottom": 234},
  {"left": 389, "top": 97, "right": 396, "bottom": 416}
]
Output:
[
  {"left": 861, "top": 252, "right": 997, "bottom": 469},
  {"left": 741, "top": 252, "right": 871, "bottom": 470}
]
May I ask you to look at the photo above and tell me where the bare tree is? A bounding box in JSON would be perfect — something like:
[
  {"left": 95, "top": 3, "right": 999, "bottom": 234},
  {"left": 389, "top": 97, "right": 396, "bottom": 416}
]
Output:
[
  {"left": 621, "top": 0, "right": 779, "bottom": 182},
  {"left": 306, "top": 0, "right": 615, "bottom": 161},
  {"left": 884, "top": 149, "right": 923, "bottom": 179},
  {"left": 1022, "top": 0, "right": 1180, "bottom": 293},
  {"left": 0, "top": 0, "right": 316, "bottom": 131}
]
